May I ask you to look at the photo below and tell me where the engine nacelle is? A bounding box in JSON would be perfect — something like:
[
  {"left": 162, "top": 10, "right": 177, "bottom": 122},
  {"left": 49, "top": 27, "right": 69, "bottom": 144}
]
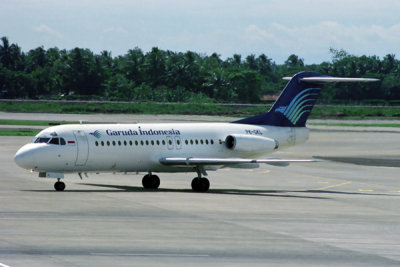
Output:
[{"left": 225, "top": 134, "right": 279, "bottom": 154}]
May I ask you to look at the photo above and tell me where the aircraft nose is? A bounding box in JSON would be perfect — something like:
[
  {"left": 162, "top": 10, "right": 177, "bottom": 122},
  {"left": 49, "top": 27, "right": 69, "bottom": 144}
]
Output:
[{"left": 14, "top": 145, "right": 36, "bottom": 170}]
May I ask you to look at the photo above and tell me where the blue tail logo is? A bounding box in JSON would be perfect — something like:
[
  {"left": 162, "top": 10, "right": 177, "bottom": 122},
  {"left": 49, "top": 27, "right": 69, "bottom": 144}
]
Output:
[
  {"left": 274, "top": 88, "right": 320, "bottom": 125},
  {"left": 232, "top": 71, "right": 324, "bottom": 127},
  {"left": 232, "top": 71, "right": 377, "bottom": 127}
]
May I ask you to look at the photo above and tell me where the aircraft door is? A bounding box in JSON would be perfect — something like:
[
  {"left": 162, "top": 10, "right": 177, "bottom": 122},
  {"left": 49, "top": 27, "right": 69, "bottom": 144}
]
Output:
[
  {"left": 73, "top": 130, "right": 89, "bottom": 166},
  {"left": 174, "top": 136, "right": 182, "bottom": 150},
  {"left": 166, "top": 136, "right": 174, "bottom": 150},
  {"left": 287, "top": 127, "right": 296, "bottom": 145}
]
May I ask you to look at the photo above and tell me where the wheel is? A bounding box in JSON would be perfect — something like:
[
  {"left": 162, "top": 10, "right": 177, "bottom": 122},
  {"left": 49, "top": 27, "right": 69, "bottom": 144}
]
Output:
[
  {"left": 191, "top": 177, "right": 210, "bottom": 192},
  {"left": 54, "top": 181, "right": 65, "bottom": 191},
  {"left": 142, "top": 174, "right": 160, "bottom": 189},
  {"left": 149, "top": 175, "right": 160, "bottom": 189},
  {"left": 142, "top": 174, "right": 150, "bottom": 188}
]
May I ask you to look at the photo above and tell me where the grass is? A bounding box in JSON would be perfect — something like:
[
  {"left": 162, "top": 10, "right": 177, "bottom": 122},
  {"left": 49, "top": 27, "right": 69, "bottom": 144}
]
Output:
[
  {"left": 311, "top": 106, "right": 400, "bottom": 119},
  {"left": 1, "top": 100, "right": 400, "bottom": 136},
  {"left": 309, "top": 122, "right": 400, "bottom": 128},
  {"left": 0, "top": 130, "right": 40, "bottom": 136},
  {"left": 0, "top": 101, "right": 243, "bottom": 115},
  {"left": 0, "top": 120, "right": 75, "bottom": 126},
  {"left": 2, "top": 100, "right": 400, "bottom": 119}
]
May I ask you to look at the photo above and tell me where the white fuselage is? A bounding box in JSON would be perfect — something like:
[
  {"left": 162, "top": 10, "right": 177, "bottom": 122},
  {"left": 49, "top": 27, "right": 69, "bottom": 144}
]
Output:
[{"left": 15, "top": 123, "right": 309, "bottom": 174}]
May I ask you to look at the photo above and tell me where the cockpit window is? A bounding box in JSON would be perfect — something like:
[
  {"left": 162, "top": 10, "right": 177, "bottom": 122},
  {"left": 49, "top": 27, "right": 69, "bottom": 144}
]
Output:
[
  {"left": 34, "top": 137, "right": 51, "bottom": 143},
  {"left": 49, "top": 138, "right": 59, "bottom": 145},
  {"left": 34, "top": 137, "right": 66, "bottom": 145}
]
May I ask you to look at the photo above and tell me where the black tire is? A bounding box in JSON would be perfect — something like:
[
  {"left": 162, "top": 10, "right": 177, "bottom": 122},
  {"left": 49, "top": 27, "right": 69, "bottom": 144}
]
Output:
[
  {"left": 54, "top": 181, "right": 65, "bottom": 191},
  {"left": 142, "top": 174, "right": 150, "bottom": 188},
  {"left": 201, "top": 178, "right": 210, "bottom": 191},
  {"left": 142, "top": 174, "right": 160, "bottom": 189},
  {"left": 149, "top": 175, "right": 160, "bottom": 189},
  {"left": 191, "top": 177, "right": 210, "bottom": 192}
]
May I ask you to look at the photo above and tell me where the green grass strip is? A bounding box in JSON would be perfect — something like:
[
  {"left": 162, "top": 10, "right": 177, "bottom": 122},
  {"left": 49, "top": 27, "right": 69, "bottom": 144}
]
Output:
[
  {"left": 0, "top": 120, "right": 76, "bottom": 126},
  {"left": 0, "top": 130, "right": 40, "bottom": 136},
  {"left": 309, "top": 122, "right": 400, "bottom": 128}
]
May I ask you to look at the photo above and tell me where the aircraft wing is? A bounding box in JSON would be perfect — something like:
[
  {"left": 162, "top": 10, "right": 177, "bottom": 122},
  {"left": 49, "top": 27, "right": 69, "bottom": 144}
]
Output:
[{"left": 159, "top": 157, "right": 320, "bottom": 167}]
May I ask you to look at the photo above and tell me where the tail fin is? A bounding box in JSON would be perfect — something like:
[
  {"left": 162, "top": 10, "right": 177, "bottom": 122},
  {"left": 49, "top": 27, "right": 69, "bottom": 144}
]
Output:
[{"left": 232, "top": 71, "right": 378, "bottom": 127}]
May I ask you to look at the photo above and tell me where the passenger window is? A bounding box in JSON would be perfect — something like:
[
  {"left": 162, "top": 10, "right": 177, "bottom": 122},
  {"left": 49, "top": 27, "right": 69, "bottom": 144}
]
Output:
[
  {"left": 190, "top": 140, "right": 193, "bottom": 145},
  {"left": 219, "top": 139, "right": 222, "bottom": 144},
  {"left": 135, "top": 140, "right": 139, "bottom": 146},
  {"left": 162, "top": 140, "right": 166, "bottom": 145},
  {"left": 195, "top": 139, "right": 198, "bottom": 145},
  {"left": 177, "top": 140, "right": 181, "bottom": 145},
  {"left": 118, "top": 141, "right": 121, "bottom": 146},
  {"left": 146, "top": 140, "right": 149, "bottom": 145},
  {"left": 168, "top": 140, "right": 172, "bottom": 145},
  {"left": 112, "top": 141, "right": 116, "bottom": 146},
  {"left": 200, "top": 139, "right": 204, "bottom": 145},
  {"left": 128, "top": 141, "right": 132, "bottom": 146},
  {"left": 151, "top": 140, "right": 154, "bottom": 145},
  {"left": 156, "top": 140, "right": 160, "bottom": 145},
  {"left": 140, "top": 140, "right": 144, "bottom": 146},
  {"left": 185, "top": 140, "right": 188, "bottom": 145},
  {"left": 210, "top": 140, "right": 214, "bottom": 145},
  {"left": 107, "top": 141, "right": 110, "bottom": 146},
  {"left": 205, "top": 140, "right": 209, "bottom": 145},
  {"left": 95, "top": 141, "right": 99, "bottom": 146},
  {"left": 101, "top": 141, "right": 104, "bottom": 146}
]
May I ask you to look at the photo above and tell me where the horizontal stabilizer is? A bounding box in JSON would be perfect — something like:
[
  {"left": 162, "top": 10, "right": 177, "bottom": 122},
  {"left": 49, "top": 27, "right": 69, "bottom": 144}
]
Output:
[{"left": 283, "top": 76, "right": 380, "bottom": 83}]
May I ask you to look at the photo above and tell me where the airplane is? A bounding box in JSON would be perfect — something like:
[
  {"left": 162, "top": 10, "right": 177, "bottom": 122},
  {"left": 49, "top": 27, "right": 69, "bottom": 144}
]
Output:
[{"left": 14, "top": 71, "right": 378, "bottom": 192}]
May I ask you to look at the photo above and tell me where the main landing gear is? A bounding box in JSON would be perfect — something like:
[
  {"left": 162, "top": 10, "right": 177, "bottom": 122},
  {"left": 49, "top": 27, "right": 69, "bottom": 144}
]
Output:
[
  {"left": 191, "top": 177, "right": 210, "bottom": 192},
  {"left": 141, "top": 168, "right": 210, "bottom": 192},
  {"left": 142, "top": 173, "right": 160, "bottom": 189},
  {"left": 54, "top": 178, "right": 65, "bottom": 191},
  {"left": 191, "top": 167, "right": 210, "bottom": 192}
]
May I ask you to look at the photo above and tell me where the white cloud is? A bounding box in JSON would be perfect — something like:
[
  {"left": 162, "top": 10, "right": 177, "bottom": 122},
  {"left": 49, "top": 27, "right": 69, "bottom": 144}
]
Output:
[
  {"left": 2, "top": 0, "right": 399, "bottom": 63},
  {"left": 243, "top": 22, "right": 400, "bottom": 62},
  {"left": 33, "top": 24, "right": 63, "bottom": 39}
]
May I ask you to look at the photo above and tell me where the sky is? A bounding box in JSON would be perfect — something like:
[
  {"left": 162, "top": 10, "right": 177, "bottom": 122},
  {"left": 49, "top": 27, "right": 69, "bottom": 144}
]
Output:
[{"left": 1, "top": 0, "right": 400, "bottom": 64}]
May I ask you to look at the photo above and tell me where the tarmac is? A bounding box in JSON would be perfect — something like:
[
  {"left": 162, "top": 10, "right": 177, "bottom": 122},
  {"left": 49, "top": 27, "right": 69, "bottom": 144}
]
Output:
[{"left": 1, "top": 113, "right": 400, "bottom": 266}]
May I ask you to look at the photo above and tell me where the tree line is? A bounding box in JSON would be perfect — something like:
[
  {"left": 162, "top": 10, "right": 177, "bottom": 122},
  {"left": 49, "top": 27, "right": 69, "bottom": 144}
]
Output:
[{"left": 1, "top": 36, "right": 400, "bottom": 104}]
